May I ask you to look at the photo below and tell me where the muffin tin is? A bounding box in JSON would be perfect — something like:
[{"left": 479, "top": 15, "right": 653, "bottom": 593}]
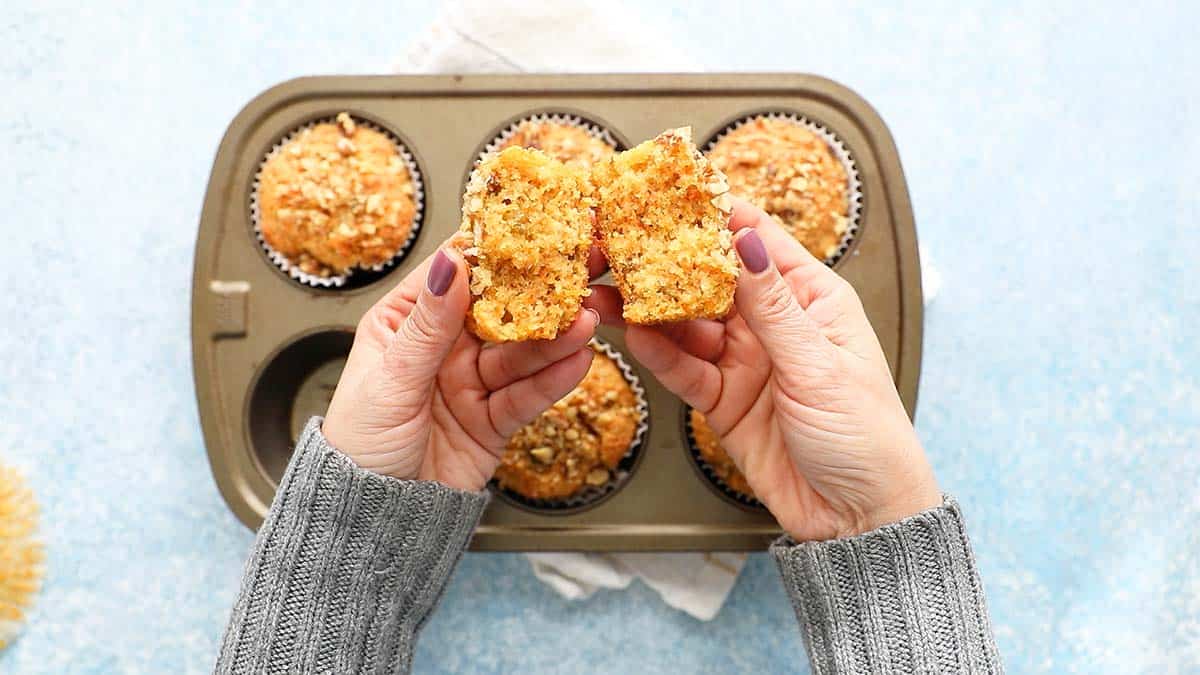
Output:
[{"left": 192, "top": 74, "right": 923, "bottom": 551}]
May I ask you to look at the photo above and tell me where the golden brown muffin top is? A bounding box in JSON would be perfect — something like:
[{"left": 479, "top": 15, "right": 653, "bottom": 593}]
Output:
[
  {"left": 257, "top": 113, "right": 417, "bottom": 277},
  {"left": 456, "top": 146, "right": 595, "bottom": 342},
  {"left": 496, "top": 349, "right": 640, "bottom": 501},
  {"left": 707, "top": 117, "right": 850, "bottom": 261},
  {"left": 592, "top": 126, "right": 738, "bottom": 325},
  {"left": 495, "top": 119, "right": 616, "bottom": 169},
  {"left": 689, "top": 409, "right": 756, "bottom": 500}
]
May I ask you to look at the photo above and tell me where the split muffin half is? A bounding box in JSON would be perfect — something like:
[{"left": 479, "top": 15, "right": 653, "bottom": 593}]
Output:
[
  {"left": 455, "top": 146, "right": 595, "bottom": 342},
  {"left": 592, "top": 126, "right": 738, "bottom": 324}
]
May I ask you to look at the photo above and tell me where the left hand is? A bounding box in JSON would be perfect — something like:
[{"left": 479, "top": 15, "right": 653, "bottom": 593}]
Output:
[{"left": 322, "top": 242, "right": 603, "bottom": 492}]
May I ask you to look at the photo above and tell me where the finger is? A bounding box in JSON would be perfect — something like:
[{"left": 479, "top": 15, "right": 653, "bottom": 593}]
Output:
[
  {"left": 730, "top": 198, "right": 879, "bottom": 361},
  {"left": 721, "top": 313, "right": 772, "bottom": 377},
  {"left": 625, "top": 325, "right": 723, "bottom": 412},
  {"left": 343, "top": 247, "right": 443, "bottom": 386},
  {"left": 478, "top": 308, "right": 599, "bottom": 390},
  {"left": 380, "top": 247, "right": 471, "bottom": 387},
  {"left": 728, "top": 198, "right": 842, "bottom": 302},
  {"left": 436, "top": 334, "right": 509, "bottom": 449},
  {"left": 583, "top": 284, "right": 624, "bottom": 326},
  {"left": 653, "top": 319, "right": 726, "bottom": 362},
  {"left": 732, "top": 228, "right": 833, "bottom": 376},
  {"left": 587, "top": 244, "right": 609, "bottom": 280},
  {"left": 364, "top": 232, "right": 466, "bottom": 330},
  {"left": 488, "top": 348, "right": 594, "bottom": 438}
]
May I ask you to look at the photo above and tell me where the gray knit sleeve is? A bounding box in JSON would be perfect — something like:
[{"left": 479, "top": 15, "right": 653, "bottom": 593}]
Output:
[
  {"left": 216, "top": 417, "right": 489, "bottom": 674},
  {"left": 771, "top": 496, "right": 1003, "bottom": 674}
]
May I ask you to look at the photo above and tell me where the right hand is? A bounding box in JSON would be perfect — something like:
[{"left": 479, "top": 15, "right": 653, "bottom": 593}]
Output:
[{"left": 590, "top": 200, "right": 940, "bottom": 540}]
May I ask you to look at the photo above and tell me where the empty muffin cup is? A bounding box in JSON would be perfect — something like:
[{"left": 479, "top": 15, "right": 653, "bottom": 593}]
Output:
[
  {"left": 251, "top": 112, "right": 425, "bottom": 289},
  {"left": 704, "top": 112, "right": 862, "bottom": 267},
  {"left": 491, "top": 338, "right": 649, "bottom": 515},
  {"left": 246, "top": 328, "right": 354, "bottom": 484}
]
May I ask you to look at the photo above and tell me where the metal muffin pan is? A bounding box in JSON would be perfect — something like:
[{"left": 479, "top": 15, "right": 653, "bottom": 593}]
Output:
[{"left": 192, "top": 74, "right": 922, "bottom": 551}]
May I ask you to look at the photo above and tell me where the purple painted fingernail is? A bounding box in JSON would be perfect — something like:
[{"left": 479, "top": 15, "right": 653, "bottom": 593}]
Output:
[
  {"left": 426, "top": 250, "right": 455, "bottom": 296},
  {"left": 736, "top": 230, "right": 770, "bottom": 274}
]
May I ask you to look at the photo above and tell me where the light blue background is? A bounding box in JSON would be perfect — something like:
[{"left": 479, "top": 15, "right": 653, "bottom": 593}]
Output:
[{"left": 2, "top": 1, "right": 1197, "bottom": 672}]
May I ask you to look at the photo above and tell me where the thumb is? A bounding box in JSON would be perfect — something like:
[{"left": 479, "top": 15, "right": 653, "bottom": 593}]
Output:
[
  {"left": 733, "top": 229, "right": 831, "bottom": 372},
  {"left": 382, "top": 248, "right": 470, "bottom": 386}
]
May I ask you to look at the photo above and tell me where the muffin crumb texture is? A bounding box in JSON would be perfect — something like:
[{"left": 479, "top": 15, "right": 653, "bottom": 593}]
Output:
[
  {"left": 257, "top": 113, "right": 417, "bottom": 277},
  {"left": 496, "top": 350, "right": 640, "bottom": 501},
  {"left": 689, "top": 409, "right": 756, "bottom": 500},
  {"left": 592, "top": 126, "right": 738, "bottom": 324},
  {"left": 457, "top": 146, "right": 595, "bottom": 342},
  {"left": 707, "top": 117, "right": 850, "bottom": 261},
  {"left": 497, "top": 119, "right": 615, "bottom": 168}
]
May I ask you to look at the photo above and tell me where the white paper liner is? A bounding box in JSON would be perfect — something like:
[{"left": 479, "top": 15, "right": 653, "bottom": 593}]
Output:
[
  {"left": 492, "top": 337, "right": 650, "bottom": 514},
  {"left": 704, "top": 112, "right": 863, "bottom": 267},
  {"left": 682, "top": 407, "right": 765, "bottom": 511},
  {"left": 250, "top": 114, "right": 426, "bottom": 288},
  {"left": 476, "top": 112, "right": 621, "bottom": 167}
]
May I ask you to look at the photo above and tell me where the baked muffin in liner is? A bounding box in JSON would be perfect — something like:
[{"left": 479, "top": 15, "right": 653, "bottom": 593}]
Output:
[
  {"left": 704, "top": 112, "right": 862, "bottom": 267},
  {"left": 491, "top": 339, "right": 649, "bottom": 514},
  {"left": 476, "top": 111, "right": 621, "bottom": 170},
  {"left": 682, "top": 407, "right": 765, "bottom": 511},
  {"left": 250, "top": 113, "right": 425, "bottom": 288}
]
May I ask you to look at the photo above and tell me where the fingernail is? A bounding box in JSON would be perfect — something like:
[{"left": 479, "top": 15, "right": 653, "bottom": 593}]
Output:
[
  {"left": 736, "top": 230, "right": 769, "bottom": 274},
  {"left": 585, "top": 308, "right": 600, "bottom": 326},
  {"left": 426, "top": 250, "right": 455, "bottom": 296}
]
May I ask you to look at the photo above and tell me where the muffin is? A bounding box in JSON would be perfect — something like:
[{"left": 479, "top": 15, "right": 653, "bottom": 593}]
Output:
[
  {"left": 495, "top": 348, "right": 641, "bottom": 501},
  {"left": 689, "top": 409, "right": 756, "bottom": 500},
  {"left": 257, "top": 113, "right": 418, "bottom": 278},
  {"left": 592, "top": 127, "right": 739, "bottom": 324},
  {"left": 494, "top": 118, "right": 616, "bottom": 169},
  {"left": 455, "top": 146, "right": 595, "bottom": 342},
  {"left": 706, "top": 116, "right": 850, "bottom": 261}
]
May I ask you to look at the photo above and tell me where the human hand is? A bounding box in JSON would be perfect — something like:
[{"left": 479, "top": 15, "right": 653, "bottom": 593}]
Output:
[
  {"left": 322, "top": 243, "right": 604, "bottom": 492},
  {"left": 588, "top": 200, "right": 940, "bottom": 540}
]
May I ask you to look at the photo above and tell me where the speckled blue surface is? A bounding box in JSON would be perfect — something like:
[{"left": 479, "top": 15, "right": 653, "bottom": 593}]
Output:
[{"left": 2, "top": 1, "right": 1198, "bottom": 672}]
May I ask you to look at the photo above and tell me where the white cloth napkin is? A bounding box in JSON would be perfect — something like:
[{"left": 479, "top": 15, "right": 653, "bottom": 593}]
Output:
[
  {"left": 395, "top": 0, "right": 746, "bottom": 622},
  {"left": 394, "top": 0, "right": 942, "bottom": 621},
  {"left": 398, "top": 0, "right": 697, "bottom": 75}
]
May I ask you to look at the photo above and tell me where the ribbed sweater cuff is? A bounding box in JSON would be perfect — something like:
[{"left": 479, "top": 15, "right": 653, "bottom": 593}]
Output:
[
  {"left": 771, "top": 497, "right": 1003, "bottom": 674},
  {"left": 216, "top": 417, "right": 489, "bottom": 674}
]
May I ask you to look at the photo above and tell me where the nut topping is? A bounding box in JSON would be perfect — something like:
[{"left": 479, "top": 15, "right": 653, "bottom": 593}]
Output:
[{"left": 336, "top": 112, "right": 356, "bottom": 136}]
